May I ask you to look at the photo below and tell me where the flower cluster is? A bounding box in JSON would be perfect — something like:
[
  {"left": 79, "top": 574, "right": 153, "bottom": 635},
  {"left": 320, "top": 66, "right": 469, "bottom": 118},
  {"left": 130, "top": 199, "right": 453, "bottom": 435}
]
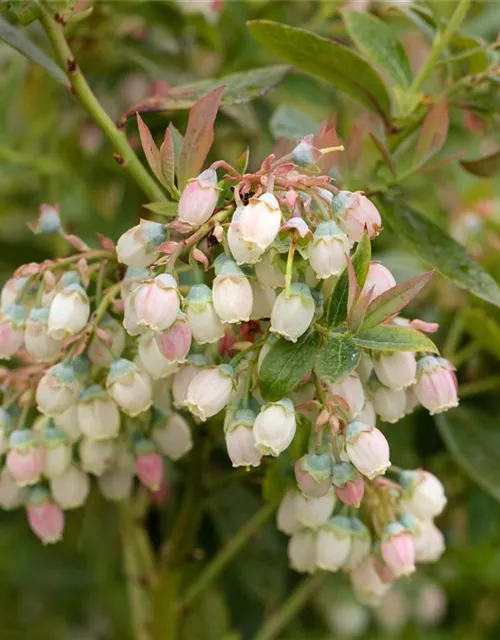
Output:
[{"left": 0, "top": 133, "right": 456, "bottom": 605}]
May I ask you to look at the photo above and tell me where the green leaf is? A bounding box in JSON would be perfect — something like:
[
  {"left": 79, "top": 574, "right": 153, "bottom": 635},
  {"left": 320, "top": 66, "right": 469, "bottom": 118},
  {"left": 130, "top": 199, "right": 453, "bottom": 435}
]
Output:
[
  {"left": 461, "top": 308, "right": 500, "bottom": 360},
  {"left": 259, "top": 330, "right": 321, "bottom": 402},
  {"left": 143, "top": 201, "right": 178, "bottom": 217},
  {"left": 178, "top": 86, "right": 224, "bottom": 190},
  {"left": 414, "top": 99, "right": 449, "bottom": 169},
  {"left": 0, "top": 16, "right": 68, "bottom": 86},
  {"left": 436, "top": 406, "right": 500, "bottom": 503},
  {"left": 125, "top": 66, "right": 289, "bottom": 117},
  {"left": 460, "top": 149, "right": 500, "bottom": 178},
  {"left": 451, "top": 33, "right": 489, "bottom": 74},
  {"left": 314, "top": 335, "right": 360, "bottom": 384},
  {"left": 353, "top": 325, "right": 439, "bottom": 352},
  {"left": 247, "top": 20, "right": 392, "bottom": 119},
  {"left": 270, "top": 105, "right": 318, "bottom": 140},
  {"left": 361, "top": 271, "right": 434, "bottom": 331},
  {"left": 381, "top": 201, "right": 500, "bottom": 308},
  {"left": 343, "top": 10, "right": 413, "bottom": 88},
  {"left": 325, "top": 234, "right": 371, "bottom": 328},
  {"left": 159, "top": 127, "right": 178, "bottom": 198},
  {"left": 10, "top": 0, "right": 40, "bottom": 25}
]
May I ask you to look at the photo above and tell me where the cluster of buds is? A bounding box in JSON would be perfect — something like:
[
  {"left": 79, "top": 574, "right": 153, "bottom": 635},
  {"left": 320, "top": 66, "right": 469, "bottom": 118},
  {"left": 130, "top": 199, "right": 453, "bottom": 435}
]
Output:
[{"left": 0, "top": 122, "right": 456, "bottom": 606}]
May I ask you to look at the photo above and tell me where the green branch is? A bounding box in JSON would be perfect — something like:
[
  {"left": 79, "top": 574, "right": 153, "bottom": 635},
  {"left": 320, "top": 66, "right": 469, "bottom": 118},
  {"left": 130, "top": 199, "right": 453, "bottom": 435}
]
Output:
[
  {"left": 39, "top": 4, "right": 166, "bottom": 203},
  {"left": 181, "top": 500, "right": 277, "bottom": 610},
  {"left": 252, "top": 573, "right": 325, "bottom": 640}
]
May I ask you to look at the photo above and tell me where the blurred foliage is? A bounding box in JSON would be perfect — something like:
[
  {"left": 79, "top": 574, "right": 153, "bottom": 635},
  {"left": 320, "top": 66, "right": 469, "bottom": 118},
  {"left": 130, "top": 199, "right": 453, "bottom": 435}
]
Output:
[{"left": 1, "top": 0, "right": 500, "bottom": 639}]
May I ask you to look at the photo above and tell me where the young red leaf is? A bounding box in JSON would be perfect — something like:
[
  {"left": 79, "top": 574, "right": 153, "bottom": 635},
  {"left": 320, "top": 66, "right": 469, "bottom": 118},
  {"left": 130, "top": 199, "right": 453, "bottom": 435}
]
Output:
[
  {"left": 136, "top": 113, "right": 166, "bottom": 188},
  {"left": 314, "top": 115, "right": 342, "bottom": 172},
  {"left": 414, "top": 99, "right": 449, "bottom": 168},
  {"left": 348, "top": 287, "right": 374, "bottom": 334},
  {"left": 361, "top": 271, "right": 434, "bottom": 331},
  {"left": 159, "top": 127, "right": 178, "bottom": 197},
  {"left": 177, "top": 85, "right": 225, "bottom": 190}
]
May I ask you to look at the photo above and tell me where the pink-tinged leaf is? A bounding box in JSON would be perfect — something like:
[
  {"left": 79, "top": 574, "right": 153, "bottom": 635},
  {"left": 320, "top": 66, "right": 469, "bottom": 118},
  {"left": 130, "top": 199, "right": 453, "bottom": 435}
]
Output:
[
  {"left": 192, "top": 248, "right": 209, "bottom": 270},
  {"left": 158, "top": 240, "right": 181, "bottom": 256},
  {"left": 177, "top": 85, "right": 225, "bottom": 190},
  {"left": 346, "top": 254, "right": 361, "bottom": 316},
  {"left": 14, "top": 262, "right": 41, "bottom": 278},
  {"left": 314, "top": 115, "right": 342, "bottom": 172},
  {"left": 43, "top": 270, "right": 56, "bottom": 289},
  {"left": 415, "top": 150, "right": 466, "bottom": 175},
  {"left": 95, "top": 327, "right": 113, "bottom": 346},
  {"left": 348, "top": 287, "right": 374, "bottom": 334},
  {"left": 64, "top": 234, "right": 90, "bottom": 252},
  {"left": 137, "top": 113, "right": 167, "bottom": 188},
  {"left": 212, "top": 223, "right": 224, "bottom": 243},
  {"left": 460, "top": 148, "right": 500, "bottom": 178},
  {"left": 369, "top": 132, "right": 396, "bottom": 176},
  {"left": 410, "top": 319, "right": 439, "bottom": 333},
  {"left": 159, "top": 127, "right": 178, "bottom": 197},
  {"left": 77, "top": 257, "right": 90, "bottom": 288},
  {"left": 414, "top": 99, "right": 449, "bottom": 168},
  {"left": 96, "top": 233, "right": 115, "bottom": 251},
  {"left": 361, "top": 271, "right": 434, "bottom": 331}
]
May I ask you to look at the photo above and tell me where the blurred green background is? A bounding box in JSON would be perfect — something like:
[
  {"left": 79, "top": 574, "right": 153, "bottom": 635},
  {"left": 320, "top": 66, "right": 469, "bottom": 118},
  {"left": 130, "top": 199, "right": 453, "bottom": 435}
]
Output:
[{"left": 2, "top": 1, "right": 500, "bottom": 638}]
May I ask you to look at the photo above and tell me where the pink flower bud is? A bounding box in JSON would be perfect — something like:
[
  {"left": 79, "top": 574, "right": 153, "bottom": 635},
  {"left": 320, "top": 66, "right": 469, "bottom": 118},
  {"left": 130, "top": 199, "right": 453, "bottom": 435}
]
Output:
[
  {"left": 178, "top": 168, "right": 218, "bottom": 227},
  {"left": 7, "top": 430, "right": 45, "bottom": 486},
  {"left": 138, "top": 332, "right": 179, "bottom": 379},
  {"left": 79, "top": 437, "right": 117, "bottom": 476},
  {"left": 41, "top": 425, "right": 71, "bottom": 478},
  {"left": 361, "top": 263, "right": 396, "bottom": 299},
  {"left": 332, "top": 462, "right": 365, "bottom": 508},
  {"left": 0, "top": 304, "right": 25, "bottom": 360},
  {"left": 26, "top": 488, "right": 64, "bottom": 544},
  {"left": 239, "top": 193, "right": 282, "bottom": 251},
  {"left": 372, "top": 386, "right": 406, "bottom": 424},
  {"left": 271, "top": 283, "right": 315, "bottom": 343},
  {"left": 255, "top": 248, "right": 286, "bottom": 289},
  {"left": 276, "top": 490, "right": 301, "bottom": 535},
  {"left": 50, "top": 465, "right": 90, "bottom": 509},
  {"left": 88, "top": 314, "right": 126, "bottom": 366},
  {"left": 350, "top": 556, "right": 390, "bottom": 607},
  {"left": 135, "top": 443, "right": 164, "bottom": 491},
  {"left": 228, "top": 206, "right": 266, "bottom": 265},
  {"left": 414, "top": 356, "right": 458, "bottom": 415},
  {"left": 373, "top": 351, "right": 417, "bottom": 390},
  {"left": 399, "top": 469, "right": 447, "bottom": 520},
  {"left": 132, "top": 273, "right": 180, "bottom": 332},
  {"left": 308, "top": 221, "right": 351, "bottom": 279},
  {"left": 0, "top": 467, "right": 27, "bottom": 510},
  {"left": 24, "top": 307, "right": 62, "bottom": 362},
  {"left": 345, "top": 421, "right": 390, "bottom": 479},
  {"left": 414, "top": 520, "right": 445, "bottom": 563},
  {"left": 335, "top": 191, "right": 382, "bottom": 243},
  {"left": 48, "top": 283, "right": 90, "bottom": 339},
  {"left": 253, "top": 398, "right": 296, "bottom": 456},
  {"left": 116, "top": 220, "right": 166, "bottom": 267},
  {"left": 225, "top": 409, "right": 262, "bottom": 468},
  {"left": 155, "top": 312, "right": 192, "bottom": 363},
  {"left": 328, "top": 373, "right": 365, "bottom": 420},
  {"left": 381, "top": 522, "right": 416, "bottom": 577},
  {"left": 294, "top": 490, "right": 336, "bottom": 528},
  {"left": 172, "top": 357, "right": 205, "bottom": 408},
  {"left": 185, "top": 284, "right": 225, "bottom": 344},
  {"left": 316, "top": 515, "right": 352, "bottom": 571},
  {"left": 213, "top": 261, "right": 253, "bottom": 323},
  {"left": 151, "top": 411, "right": 193, "bottom": 461},
  {"left": 295, "top": 453, "right": 333, "bottom": 498},
  {"left": 77, "top": 385, "right": 121, "bottom": 440},
  {"left": 344, "top": 517, "right": 371, "bottom": 571},
  {"left": 288, "top": 530, "right": 317, "bottom": 574},
  {"left": 106, "top": 359, "right": 152, "bottom": 416},
  {"left": 186, "top": 364, "right": 234, "bottom": 421},
  {"left": 36, "top": 363, "right": 80, "bottom": 416}
]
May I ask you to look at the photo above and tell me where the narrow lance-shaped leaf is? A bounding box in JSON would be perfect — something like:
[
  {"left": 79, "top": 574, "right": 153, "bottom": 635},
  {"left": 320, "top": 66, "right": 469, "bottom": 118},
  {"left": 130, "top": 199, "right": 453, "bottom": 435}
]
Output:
[
  {"left": 343, "top": 10, "right": 413, "bottom": 88},
  {"left": 0, "top": 16, "right": 68, "bottom": 86},
  {"left": 380, "top": 200, "right": 500, "bottom": 308},
  {"left": 325, "top": 233, "right": 371, "bottom": 328},
  {"left": 159, "top": 127, "right": 178, "bottom": 198},
  {"left": 314, "top": 335, "right": 360, "bottom": 384},
  {"left": 136, "top": 113, "right": 166, "bottom": 188},
  {"left": 177, "top": 85, "right": 225, "bottom": 191},
  {"left": 353, "top": 325, "right": 439, "bottom": 352},
  {"left": 460, "top": 149, "right": 500, "bottom": 178},
  {"left": 259, "top": 330, "right": 321, "bottom": 402},
  {"left": 361, "top": 271, "right": 434, "bottom": 331},
  {"left": 414, "top": 99, "right": 449, "bottom": 168},
  {"left": 247, "top": 20, "right": 392, "bottom": 119}
]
